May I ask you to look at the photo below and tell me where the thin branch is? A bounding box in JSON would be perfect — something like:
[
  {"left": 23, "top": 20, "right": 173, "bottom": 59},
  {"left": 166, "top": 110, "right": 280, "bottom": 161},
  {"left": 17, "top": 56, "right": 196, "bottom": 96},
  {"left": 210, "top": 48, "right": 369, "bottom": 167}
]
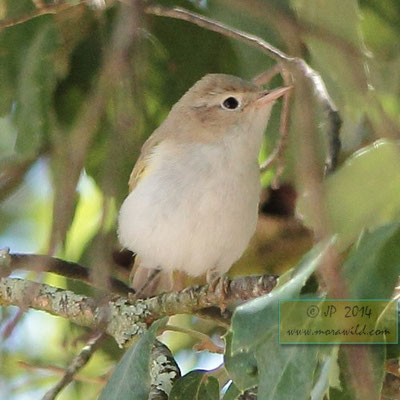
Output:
[
  {"left": 254, "top": 65, "right": 292, "bottom": 183},
  {"left": 0, "top": 250, "right": 236, "bottom": 327},
  {"left": 42, "top": 332, "right": 106, "bottom": 400},
  {"left": 6, "top": 253, "right": 133, "bottom": 296},
  {"left": 0, "top": 157, "right": 38, "bottom": 201},
  {"left": 1, "top": 308, "right": 24, "bottom": 340},
  {"left": 0, "top": 273, "right": 277, "bottom": 347},
  {"left": 161, "top": 324, "right": 224, "bottom": 354},
  {"left": 0, "top": 3, "right": 76, "bottom": 30},
  {"left": 260, "top": 71, "right": 293, "bottom": 180},
  {"left": 252, "top": 64, "right": 281, "bottom": 86},
  {"left": 20, "top": 337, "right": 181, "bottom": 399},
  {"left": 145, "top": 4, "right": 291, "bottom": 63},
  {"left": 291, "top": 60, "right": 342, "bottom": 174},
  {"left": 18, "top": 361, "right": 106, "bottom": 384}
]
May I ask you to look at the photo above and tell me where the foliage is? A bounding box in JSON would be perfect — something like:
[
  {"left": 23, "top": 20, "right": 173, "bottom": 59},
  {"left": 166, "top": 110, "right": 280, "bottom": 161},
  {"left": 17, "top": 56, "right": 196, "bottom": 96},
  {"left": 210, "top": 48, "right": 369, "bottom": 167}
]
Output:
[
  {"left": 1, "top": 0, "right": 400, "bottom": 399},
  {"left": 99, "top": 319, "right": 168, "bottom": 400}
]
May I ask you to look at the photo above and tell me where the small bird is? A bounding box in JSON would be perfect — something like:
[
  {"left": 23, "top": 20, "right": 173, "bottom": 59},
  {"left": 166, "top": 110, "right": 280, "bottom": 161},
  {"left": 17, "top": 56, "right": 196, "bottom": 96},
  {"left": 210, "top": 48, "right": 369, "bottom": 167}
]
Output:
[{"left": 118, "top": 74, "right": 290, "bottom": 295}]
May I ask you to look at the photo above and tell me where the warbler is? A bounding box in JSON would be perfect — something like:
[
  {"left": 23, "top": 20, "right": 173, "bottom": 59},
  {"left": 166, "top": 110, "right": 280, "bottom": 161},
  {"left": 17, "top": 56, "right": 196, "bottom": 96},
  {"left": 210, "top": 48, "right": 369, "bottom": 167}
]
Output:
[{"left": 118, "top": 74, "right": 290, "bottom": 294}]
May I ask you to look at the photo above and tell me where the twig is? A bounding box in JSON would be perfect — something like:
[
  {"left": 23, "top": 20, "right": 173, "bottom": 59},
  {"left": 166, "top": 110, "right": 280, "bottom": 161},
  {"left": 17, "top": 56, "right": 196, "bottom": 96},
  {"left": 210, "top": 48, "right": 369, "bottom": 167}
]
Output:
[
  {"left": 292, "top": 60, "right": 342, "bottom": 174},
  {"left": 259, "top": 72, "right": 292, "bottom": 181},
  {"left": 254, "top": 65, "right": 292, "bottom": 183},
  {"left": 0, "top": 274, "right": 277, "bottom": 347},
  {"left": 144, "top": 4, "right": 341, "bottom": 173},
  {"left": 145, "top": 4, "right": 290, "bottom": 63},
  {"left": 0, "top": 3, "right": 76, "bottom": 30},
  {"left": 5, "top": 252, "right": 132, "bottom": 296},
  {"left": 161, "top": 324, "right": 224, "bottom": 354},
  {"left": 18, "top": 361, "right": 106, "bottom": 385},
  {"left": 1, "top": 309, "right": 24, "bottom": 340},
  {"left": 20, "top": 338, "right": 181, "bottom": 399},
  {"left": 0, "top": 157, "right": 37, "bottom": 201},
  {"left": 252, "top": 64, "right": 281, "bottom": 86},
  {"left": 273, "top": 70, "right": 292, "bottom": 187},
  {"left": 42, "top": 332, "right": 106, "bottom": 400},
  {"left": 272, "top": 101, "right": 290, "bottom": 187}
]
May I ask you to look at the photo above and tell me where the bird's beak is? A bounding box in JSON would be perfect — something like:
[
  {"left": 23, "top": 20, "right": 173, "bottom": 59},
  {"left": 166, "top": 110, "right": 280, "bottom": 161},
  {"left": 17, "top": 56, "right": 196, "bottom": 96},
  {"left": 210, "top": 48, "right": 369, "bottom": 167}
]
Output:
[{"left": 256, "top": 86, "right": 292, "bottom": 105}]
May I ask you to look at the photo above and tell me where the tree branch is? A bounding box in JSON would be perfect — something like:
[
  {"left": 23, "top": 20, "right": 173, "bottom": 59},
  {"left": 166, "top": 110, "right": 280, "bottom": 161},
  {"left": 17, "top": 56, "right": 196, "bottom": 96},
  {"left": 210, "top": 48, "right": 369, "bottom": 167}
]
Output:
[
  {"left": 5, "top": 253, "right": 133, "bottom": 296},
  {"left": 0, "top": 156, "right": 38, "bottom": 201},
  {"left": 21, "top": 336, "right": 180, "bottom": 399},
  {"left": 145, "top": 4, "right": 290, "bottom": 63},
  {"left": 42, "top": 332, "right": 106, "bottom": 400},
  {"left": 18, "top": 361, "right": 106, "bottom": 384},
  {"left": 0, "top": 273, "right": 277, "bottom": 347}
]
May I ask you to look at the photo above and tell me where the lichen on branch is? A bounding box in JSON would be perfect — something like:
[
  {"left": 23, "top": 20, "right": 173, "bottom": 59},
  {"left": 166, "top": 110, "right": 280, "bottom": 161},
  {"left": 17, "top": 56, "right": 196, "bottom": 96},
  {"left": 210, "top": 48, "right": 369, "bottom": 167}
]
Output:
[{"left": 0, "top": 253, "right": 277, "bottom": 346}]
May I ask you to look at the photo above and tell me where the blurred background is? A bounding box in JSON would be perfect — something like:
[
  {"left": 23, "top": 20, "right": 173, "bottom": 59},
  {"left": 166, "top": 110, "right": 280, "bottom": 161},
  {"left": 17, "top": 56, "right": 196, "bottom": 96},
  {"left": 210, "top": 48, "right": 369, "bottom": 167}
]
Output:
[{"left": 1, "top": 0, "right": 399, "bottom": 398}]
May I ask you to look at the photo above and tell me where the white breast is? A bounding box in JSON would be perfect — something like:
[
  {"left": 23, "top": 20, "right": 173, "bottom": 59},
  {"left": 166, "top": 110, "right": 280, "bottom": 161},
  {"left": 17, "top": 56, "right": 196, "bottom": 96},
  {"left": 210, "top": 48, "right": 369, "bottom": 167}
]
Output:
[{"left": 118, "top": 134, "right": 262, "bottom": 277}]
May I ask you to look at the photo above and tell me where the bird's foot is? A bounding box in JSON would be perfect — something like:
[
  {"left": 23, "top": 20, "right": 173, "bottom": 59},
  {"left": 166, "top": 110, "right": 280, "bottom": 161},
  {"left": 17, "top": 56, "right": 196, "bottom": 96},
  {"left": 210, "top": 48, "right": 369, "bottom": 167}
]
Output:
[{"left": 206, "top": 271, "right": 230, "bottom": 313}]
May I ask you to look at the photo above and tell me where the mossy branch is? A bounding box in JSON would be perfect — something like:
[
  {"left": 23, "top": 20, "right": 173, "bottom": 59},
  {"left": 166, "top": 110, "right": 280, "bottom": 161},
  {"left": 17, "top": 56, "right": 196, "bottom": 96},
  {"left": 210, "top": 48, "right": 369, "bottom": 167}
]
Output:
[{"left": 0, "top": 250, "right": 277, "bottom": 347}]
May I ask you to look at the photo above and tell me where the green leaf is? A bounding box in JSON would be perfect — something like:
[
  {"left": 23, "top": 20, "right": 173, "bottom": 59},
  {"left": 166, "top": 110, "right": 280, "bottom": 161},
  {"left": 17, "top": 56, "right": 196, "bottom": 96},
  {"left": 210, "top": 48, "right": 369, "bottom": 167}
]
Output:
[
  {"left": 99, "top": 318, "right": 167, "bottom": 400},
  {"left": 310, "top": 347, "right": 341, "bottom": 400},
  {"left": 224, "top": 332, "right": 258, "bottom": 391},
  {"left": 4, "top": 0, "right": 35, "bottom": 18},
  {"left": 343, "top": 221, "right": 400, "bottom": 298},
  {"left": 13, "top": 22, "right": 59, "bottom": 156},
  {"left": 230, "top": 239, "right": 334, "bottom": 354},
  {"left": 54, "top": 20, "right": 103, "bottom": 127},
  {"left": 359, "top": 0, "right": 400, "bottom": 59},
  {"left": 292, "top": 0, "right": 368, "bottom": 107},
  {"left": 0, "top": 7, "right": 48, "bottom": 115},
  {"left": 298, "top": 140, "right": 400, "bottom": 248},
  {"left": 256, "top": 329, "right": 319, "bottom": 400},
  {"left": 169, "top": 370, "right": 219, "bottom": 400}
]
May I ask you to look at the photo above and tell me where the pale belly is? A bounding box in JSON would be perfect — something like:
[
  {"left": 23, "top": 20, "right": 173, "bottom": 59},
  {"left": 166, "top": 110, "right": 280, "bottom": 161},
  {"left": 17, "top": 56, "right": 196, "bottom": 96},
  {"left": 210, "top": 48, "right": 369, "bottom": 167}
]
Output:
[{"left": 118, "top": 145, "right": 261, "bottom": 277}]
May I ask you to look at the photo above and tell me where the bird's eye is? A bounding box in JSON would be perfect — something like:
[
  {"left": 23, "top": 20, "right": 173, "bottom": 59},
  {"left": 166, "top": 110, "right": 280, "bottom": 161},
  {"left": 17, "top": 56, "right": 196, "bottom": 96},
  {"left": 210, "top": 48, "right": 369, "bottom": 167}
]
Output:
[{"left": 222, "top": 97, "right": 240, "bottom": 110}]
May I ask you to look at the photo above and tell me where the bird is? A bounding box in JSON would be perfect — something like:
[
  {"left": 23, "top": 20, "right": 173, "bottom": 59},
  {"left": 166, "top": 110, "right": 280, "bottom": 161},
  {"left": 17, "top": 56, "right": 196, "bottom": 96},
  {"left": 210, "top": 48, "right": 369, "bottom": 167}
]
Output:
[{"left": 118, "top": 73, "right": 290, "bottom": 296}]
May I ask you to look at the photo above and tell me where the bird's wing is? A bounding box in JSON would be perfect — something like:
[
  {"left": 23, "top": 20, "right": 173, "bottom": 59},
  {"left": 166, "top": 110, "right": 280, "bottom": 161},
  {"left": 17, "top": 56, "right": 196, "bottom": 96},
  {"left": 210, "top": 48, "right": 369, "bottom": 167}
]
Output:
[{"left": 128, "top": 133, "right": 163, "bottom": 192}]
